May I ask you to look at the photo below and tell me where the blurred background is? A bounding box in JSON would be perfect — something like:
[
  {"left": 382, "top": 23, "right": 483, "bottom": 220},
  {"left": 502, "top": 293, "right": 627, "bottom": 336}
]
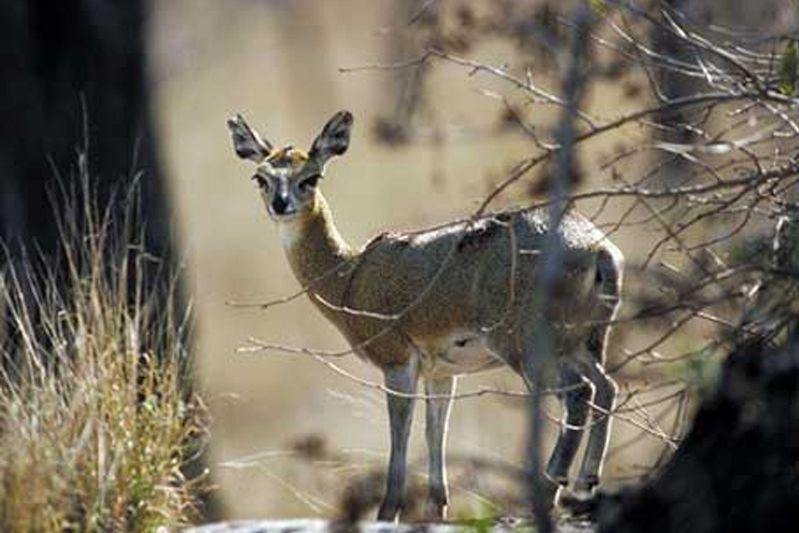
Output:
[{"left": 3, "top": 0, "right": 795, "bottom": 523}]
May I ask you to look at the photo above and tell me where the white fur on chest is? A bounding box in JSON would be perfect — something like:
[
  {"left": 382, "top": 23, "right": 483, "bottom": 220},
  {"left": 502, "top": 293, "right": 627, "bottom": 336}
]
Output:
[
  {"left": 416, "top": 331, "right": 504, "bottom": 378},
  {"left": 278, "top": 220, "right": 303, "bottom": 249}
]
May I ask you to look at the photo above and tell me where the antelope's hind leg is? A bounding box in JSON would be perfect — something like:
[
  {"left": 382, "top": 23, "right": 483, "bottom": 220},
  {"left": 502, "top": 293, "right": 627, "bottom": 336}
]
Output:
[
  {"left": 546, "top": 365, "right": 592, "bottom": 486},
  {"left": 570, "top": 248, "right": 622, "bottom": 495},
  {"left": 572, "top": 257, "right": 621, "bottom": 496},
  {"left": 573, "top": 358, "right": 617, "bottom": 494}
]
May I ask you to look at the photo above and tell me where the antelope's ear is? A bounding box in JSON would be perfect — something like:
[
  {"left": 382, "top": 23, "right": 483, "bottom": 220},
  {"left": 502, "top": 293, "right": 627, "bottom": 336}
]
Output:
[
  {"left": 309, "top": 110, "right": 353, "bottom": 167},
  {"left": 227, "top": 113, "right": 273, "bottom": 163}
]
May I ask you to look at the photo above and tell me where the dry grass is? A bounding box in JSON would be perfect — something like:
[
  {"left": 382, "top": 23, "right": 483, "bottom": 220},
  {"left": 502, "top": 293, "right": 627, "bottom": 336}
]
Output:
[{"left": 0, "top": 171, "right": 205, "bottom": 532}]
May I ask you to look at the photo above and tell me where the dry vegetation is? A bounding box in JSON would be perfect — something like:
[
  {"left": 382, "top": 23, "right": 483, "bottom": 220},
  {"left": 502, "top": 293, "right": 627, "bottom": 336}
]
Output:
[{"left": 0, "top": 168, "right": 206, "bottom": 532}]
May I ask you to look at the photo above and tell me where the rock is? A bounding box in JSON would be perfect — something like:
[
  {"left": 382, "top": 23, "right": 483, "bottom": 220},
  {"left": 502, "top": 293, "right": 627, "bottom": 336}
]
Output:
[{"left": 183, "top": 517, "right": 594, "bottom": 533}]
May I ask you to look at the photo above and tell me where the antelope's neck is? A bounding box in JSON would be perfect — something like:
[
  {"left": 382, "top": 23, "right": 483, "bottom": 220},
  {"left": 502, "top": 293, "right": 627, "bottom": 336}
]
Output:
[{"left": 278, "top": 193, "right": 355, "bottom": 301}]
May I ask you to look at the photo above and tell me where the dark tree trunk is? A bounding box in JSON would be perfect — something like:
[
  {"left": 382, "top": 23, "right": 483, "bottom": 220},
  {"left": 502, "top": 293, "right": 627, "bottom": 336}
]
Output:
[
  {"left": 0, "top": 0, "right": 169, "bottom": 258},
  {"left": 0, "top": 0, "right": 220, "bottom": 521},
  {"left": 596, "top": 340, "right": 799, "bottom": 533}
]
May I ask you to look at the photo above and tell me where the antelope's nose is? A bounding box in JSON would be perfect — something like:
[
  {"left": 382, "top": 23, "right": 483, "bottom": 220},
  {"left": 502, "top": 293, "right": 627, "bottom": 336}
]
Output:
[{"left": 272, "top": 193, "right": 292, "bottom": 215}]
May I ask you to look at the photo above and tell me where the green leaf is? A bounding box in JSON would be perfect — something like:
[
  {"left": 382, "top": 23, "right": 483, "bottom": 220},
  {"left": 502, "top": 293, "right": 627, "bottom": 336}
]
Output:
[
  {"left": 779, "top": 40, "right": 798, "bottom": 96},
  {"left": 457, "top": 502, "right": 500, "bottom": 533}
]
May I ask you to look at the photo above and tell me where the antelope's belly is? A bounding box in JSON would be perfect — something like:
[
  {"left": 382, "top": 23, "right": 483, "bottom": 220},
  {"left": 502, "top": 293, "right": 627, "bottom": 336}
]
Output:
[{"left": 417, "top": 331, "right": 505, "bottom": 378}]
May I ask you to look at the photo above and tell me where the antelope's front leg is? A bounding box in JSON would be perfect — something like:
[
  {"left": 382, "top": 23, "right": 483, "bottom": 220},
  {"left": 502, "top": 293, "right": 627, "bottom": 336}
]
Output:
[
  {"left": 377, "top": 362, "right": 418, "bottom": 521},
  {"left": 425, "top": 375, "right": 456, "bottom": 520}
]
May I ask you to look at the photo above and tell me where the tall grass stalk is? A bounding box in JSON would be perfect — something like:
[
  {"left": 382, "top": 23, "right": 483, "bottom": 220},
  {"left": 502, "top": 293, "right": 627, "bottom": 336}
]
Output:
[{"left": 0, "top": 165, "right": 205, "bottom": 533}]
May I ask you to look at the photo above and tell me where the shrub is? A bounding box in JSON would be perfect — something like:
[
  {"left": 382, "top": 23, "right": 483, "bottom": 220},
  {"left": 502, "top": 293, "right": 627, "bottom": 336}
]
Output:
[{"left": 0, "top": 173, "right": 205, "bottom": 533}]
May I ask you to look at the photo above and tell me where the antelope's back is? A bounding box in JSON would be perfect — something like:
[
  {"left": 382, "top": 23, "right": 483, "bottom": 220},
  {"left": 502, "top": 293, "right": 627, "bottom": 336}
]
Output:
[{"left": 338, "top": 208, "right": 617, "bottom": 359}]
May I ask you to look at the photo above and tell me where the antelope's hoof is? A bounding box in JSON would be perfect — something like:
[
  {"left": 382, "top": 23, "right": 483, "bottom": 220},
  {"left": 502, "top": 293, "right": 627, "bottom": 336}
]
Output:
[
  {"left": 423, "top": 501, "right": 447, "bottom": 522},
  {"left": 556, "top": 486, "right": 600, "bottom": 518}
]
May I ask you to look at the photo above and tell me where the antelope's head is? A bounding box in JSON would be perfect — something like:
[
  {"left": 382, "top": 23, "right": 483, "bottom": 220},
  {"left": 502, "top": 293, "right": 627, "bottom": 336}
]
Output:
[{"left": 227, "top": 111, "right": 353, "bottom": 221}]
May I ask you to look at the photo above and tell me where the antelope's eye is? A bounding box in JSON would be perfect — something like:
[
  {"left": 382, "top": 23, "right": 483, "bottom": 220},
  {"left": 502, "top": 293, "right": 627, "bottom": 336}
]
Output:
[
  {"left": 298, "top": 174, "right": 320, "bottom": 192},
  {"left": 252, "top": 174, "right": 269, "bottom": 189}
]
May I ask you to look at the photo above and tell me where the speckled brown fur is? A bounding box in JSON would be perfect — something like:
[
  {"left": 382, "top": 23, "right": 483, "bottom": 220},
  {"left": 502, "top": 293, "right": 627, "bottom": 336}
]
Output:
[{"left": 276, "top": 190, "right": 620, "bottom": 372}]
